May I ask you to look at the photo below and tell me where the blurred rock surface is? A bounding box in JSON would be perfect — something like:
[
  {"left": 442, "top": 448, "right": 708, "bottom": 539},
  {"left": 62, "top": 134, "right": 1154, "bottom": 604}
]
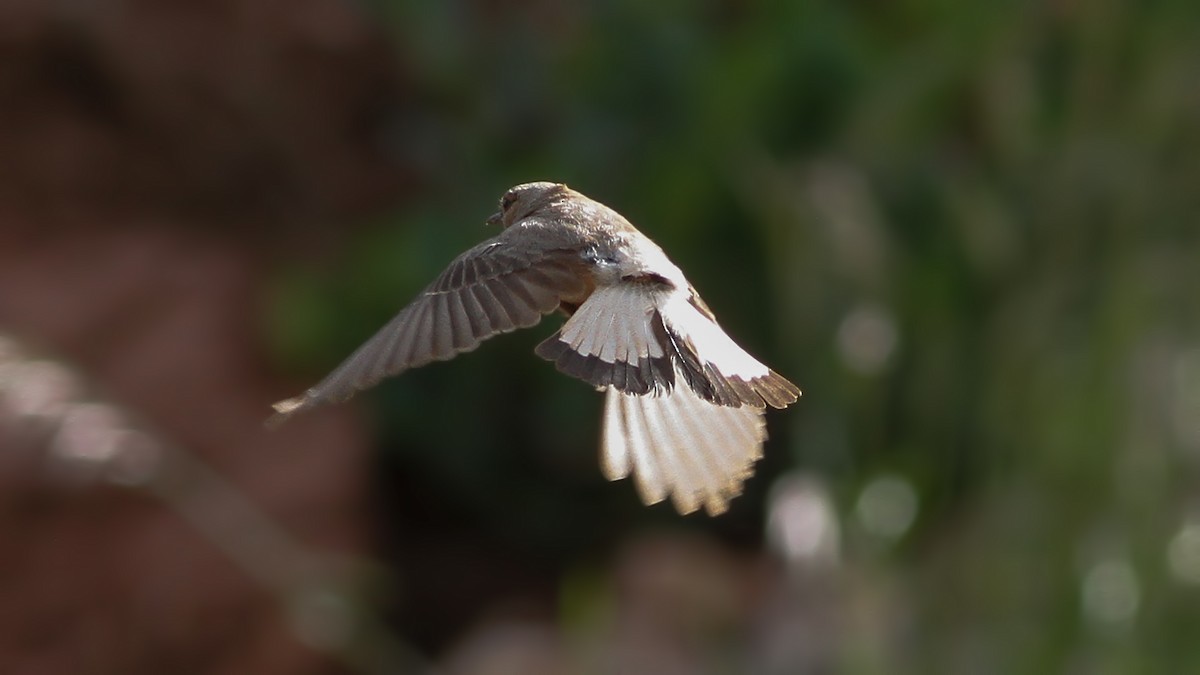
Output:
[{"left": 0, "top": 0, "right": 411, "bottom": 673}]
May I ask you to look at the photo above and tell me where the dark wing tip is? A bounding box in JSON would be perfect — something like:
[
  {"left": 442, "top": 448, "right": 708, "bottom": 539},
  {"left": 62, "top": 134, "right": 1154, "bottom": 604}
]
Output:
[
  {"left": 659, "top": 318, "right": 801, "bottom": 409},
  {"left": 719, "top": 371, "right": 801, "bottom": 410},
  {"left": 535, "top": 333, "right": 672, "bottom": 396},
  {"left": 760, "top": 370, "right": 802, "bottom": 408}
]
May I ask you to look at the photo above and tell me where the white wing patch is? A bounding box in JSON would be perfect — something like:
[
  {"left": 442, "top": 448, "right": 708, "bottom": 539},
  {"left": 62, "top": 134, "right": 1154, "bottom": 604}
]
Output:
[
  {"left": 558, "top": 284, "right": 669, "bottom": 363},
  {"left": 660, "top": 293, "right": 771, "bottom": 381}
]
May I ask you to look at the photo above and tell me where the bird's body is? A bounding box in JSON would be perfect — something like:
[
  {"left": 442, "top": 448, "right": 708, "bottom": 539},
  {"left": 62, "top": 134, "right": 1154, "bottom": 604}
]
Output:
[{"left": 270, "top": 182, "right": 799, "bottom": 515}]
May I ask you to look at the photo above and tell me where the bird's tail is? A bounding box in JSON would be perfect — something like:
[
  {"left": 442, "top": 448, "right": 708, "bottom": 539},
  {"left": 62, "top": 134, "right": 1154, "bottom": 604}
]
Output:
[{"left": 599, "top": 369, "right": 767, "bottom": 516}]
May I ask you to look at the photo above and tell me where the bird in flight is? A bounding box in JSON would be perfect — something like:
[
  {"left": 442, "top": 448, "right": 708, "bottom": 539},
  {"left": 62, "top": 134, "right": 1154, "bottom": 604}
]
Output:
[{"left": 269, "top": 182, "right": 800, "bottom": 515}]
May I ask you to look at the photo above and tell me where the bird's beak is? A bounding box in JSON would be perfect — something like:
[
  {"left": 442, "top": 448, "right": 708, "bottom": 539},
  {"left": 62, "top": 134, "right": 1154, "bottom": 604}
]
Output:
[{"left": 486, "top": 211, "right": 503, "bottom": 227}]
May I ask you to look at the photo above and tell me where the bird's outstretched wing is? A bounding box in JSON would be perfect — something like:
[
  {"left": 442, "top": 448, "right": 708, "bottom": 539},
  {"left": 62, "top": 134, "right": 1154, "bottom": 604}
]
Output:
[
  {"left": 535, "top": 282, "right": 800, "bottom": 409},
  {"left": 269, "top": 234, "right": 587, "bottom": 425},
  {"left": 601, "top": 369, "right": 767, "bottom": 515}
]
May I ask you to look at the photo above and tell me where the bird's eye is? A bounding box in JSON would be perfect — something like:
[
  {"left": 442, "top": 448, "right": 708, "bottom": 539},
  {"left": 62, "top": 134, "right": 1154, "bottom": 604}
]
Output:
[{"left": 501, "top": 193, "right": 517, "bottom": 211}]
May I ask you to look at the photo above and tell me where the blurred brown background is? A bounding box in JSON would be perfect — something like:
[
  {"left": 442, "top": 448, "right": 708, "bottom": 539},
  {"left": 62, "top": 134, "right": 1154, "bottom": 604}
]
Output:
[{"left": 2, "top": 0, "right": 1199, "bottom": 674}]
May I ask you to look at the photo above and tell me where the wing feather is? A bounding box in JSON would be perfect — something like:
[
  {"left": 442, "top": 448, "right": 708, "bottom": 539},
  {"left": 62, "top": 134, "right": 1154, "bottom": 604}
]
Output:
[
  {"left": 535, "top": 284, "right": 675, "bottom": 396},
  {"left": 430, "top": 293, "right": 455, "bottom": 359},
  {"left": 658, "top": 290, "right": 801, "bottom": 409},
  {"left": 268, "top": 234, "right": 587, "bottom": 425},
  {"left": 535, "top": 282, "right": 798, "bottom": 409},
  {"left": 443, "top": 290, "right": 475, "bottom": 351}
]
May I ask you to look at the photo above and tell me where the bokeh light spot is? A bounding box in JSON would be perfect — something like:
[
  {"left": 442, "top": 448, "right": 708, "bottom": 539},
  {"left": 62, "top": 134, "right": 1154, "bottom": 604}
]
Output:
[
  {"left": 1082, "top": 559, "right": 1140, "bottom": 627},
  {"left": 855, "top": 475, "right": 917, "bottom": 540},
  {"left": 1172, "top": 349, "right": 1200, "bottom": 453},
  {"left": 0, "top": 360, "right": 79, "bottom": 420},
  {"left": 1167, "top": 521, "right": 1200, "bottom": 586},
  {"left": 767, "top": 472, "right": 840, "bottom": 570},
  {"left": 836, "top": 305, "right": 898, "bottom": 376},
  {"left": 53, "top": 403, "right": 125, "bottom": 464}
]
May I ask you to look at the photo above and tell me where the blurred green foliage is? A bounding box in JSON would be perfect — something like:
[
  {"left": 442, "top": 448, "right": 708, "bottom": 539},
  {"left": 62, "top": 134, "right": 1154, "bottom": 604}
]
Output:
[{"left": 271, "top": 0, "right": 1200, "bottom": 671}]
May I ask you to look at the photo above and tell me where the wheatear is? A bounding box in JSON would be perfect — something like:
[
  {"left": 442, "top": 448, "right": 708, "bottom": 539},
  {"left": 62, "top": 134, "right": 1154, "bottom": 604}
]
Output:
[{"left": 270, "top": 182, "right": 800, "bottom": 515}]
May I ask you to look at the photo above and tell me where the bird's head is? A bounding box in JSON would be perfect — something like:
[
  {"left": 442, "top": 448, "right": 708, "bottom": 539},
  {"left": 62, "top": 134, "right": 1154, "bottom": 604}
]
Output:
[{"left": 486, "top": 181, "right": 570, "bottom": 228}]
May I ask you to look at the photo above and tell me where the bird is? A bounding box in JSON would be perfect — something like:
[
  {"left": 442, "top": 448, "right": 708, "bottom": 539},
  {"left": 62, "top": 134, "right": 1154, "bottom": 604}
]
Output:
[{"left": 268, "top": 181, "right": 800, "bottom": 515}]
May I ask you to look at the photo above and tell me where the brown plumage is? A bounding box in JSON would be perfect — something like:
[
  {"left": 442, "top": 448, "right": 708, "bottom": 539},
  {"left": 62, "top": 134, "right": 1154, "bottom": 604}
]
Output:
[{"left": 269, "top": 181, "right": 800, "bottom": 515}]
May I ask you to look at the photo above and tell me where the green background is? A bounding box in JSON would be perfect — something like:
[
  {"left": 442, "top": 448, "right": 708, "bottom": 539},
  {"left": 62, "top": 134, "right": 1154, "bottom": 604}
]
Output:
[{"left": 268, "top": 1, "right": 1200, "bottom": 671}]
